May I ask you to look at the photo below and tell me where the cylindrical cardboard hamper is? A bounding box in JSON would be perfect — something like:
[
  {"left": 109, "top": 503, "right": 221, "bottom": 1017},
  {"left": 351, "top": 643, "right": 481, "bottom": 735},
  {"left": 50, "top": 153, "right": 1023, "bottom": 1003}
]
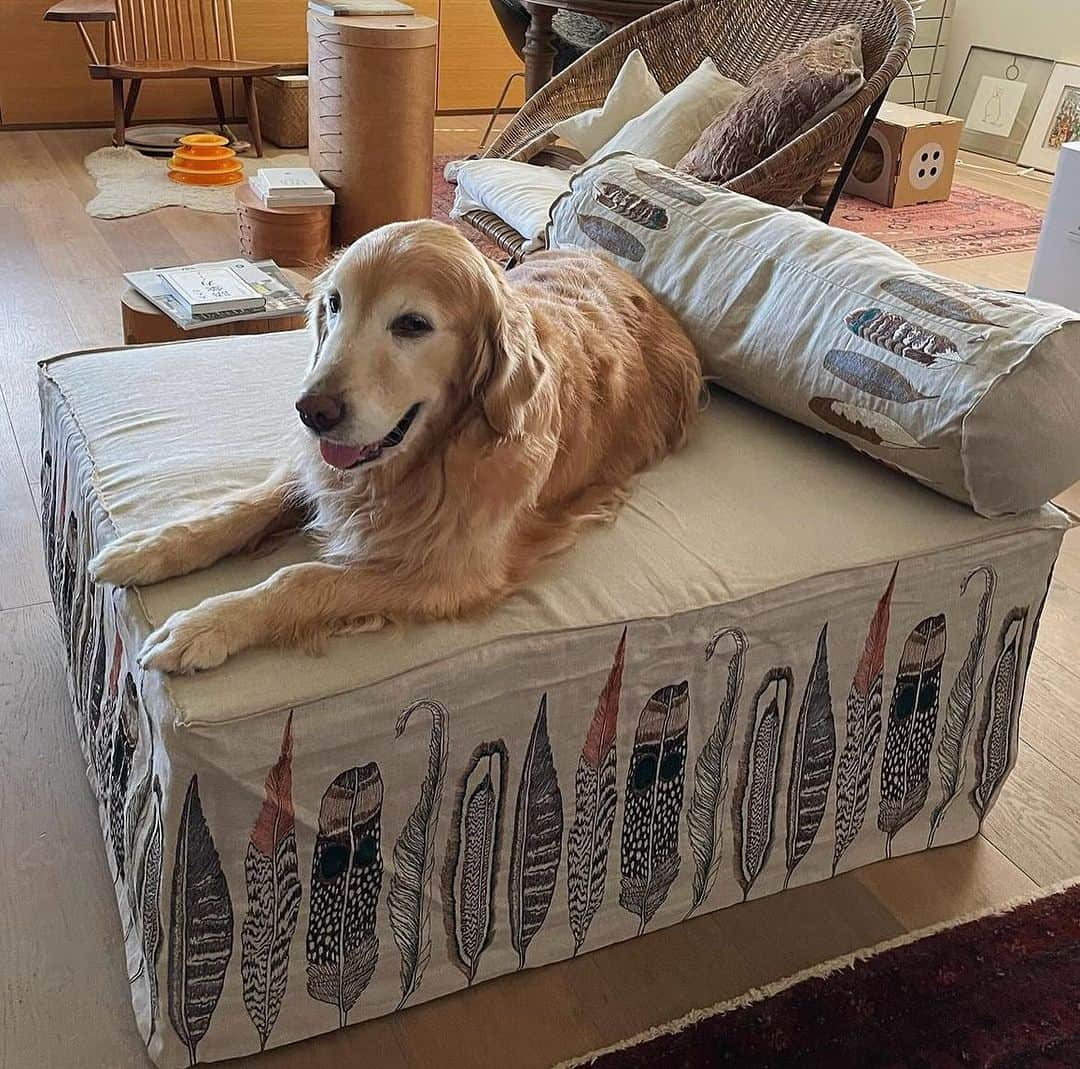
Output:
[
  {"left": 308, "top": 11, "right": 437, "bottom": 246},
  {"left": 236, "top": 184, "right": 332, "bottom": 269}
]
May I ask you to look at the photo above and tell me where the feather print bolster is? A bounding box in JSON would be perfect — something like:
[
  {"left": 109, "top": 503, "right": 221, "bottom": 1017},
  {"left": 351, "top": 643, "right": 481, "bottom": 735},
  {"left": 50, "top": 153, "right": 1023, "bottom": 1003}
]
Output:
[
  {"left": 388, "top": 699, "right": 448, "bottom": 1008},
  {"left": 620, "top": 682, "right": 690, "bottom": 934},
  {"left": 929, "top": 567, "right": 996, "bottom": 845},
  {"left": 833, "top": 564, "right": 897, "bottom": 875},
  {"left": 306, "top": 764, "right": 383, "bottom": 1028},
  {"left": 567, "top": 628, "right": 625, "bottom": 954},
  {"left": 442, "top": 740, "right": 509, "bottom": 985},
  {"left": 733, "top": 668, "right": 793, "bottom": 901},
  {"left": 509, "top": 695, "right": 564, "bottom": 969},
  {"left": 685, "top": 627, "right": 748, "bottom": 917},
  {"left": 971, "top": 607, "right": 1028, "bottom": 819},
  {"left": 878, "top": 615, "right": 947, "bottom": 855},
  {"left": 785, "top": 624, "right": 835, "bottom": 888},
  {"left": 242, "top": 712, "right": 302, "bottom": 1051},
  {"left": 168, "top": 775, "right": 234, "bottom": 1067}
]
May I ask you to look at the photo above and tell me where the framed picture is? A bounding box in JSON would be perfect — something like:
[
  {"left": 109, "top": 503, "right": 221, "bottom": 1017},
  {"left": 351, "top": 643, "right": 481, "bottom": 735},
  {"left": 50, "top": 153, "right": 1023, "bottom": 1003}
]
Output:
[
  {"left": 1020, "top": 62, "right": 1080, "bottom": 173},
  {"left": 947, "top": 47, "right": 1054, "bottom": 163}
]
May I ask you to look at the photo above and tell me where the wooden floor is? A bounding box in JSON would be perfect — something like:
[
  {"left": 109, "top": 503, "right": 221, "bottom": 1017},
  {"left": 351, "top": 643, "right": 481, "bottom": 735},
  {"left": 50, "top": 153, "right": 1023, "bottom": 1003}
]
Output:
[{"left": 0, "top": 128, "right": 1077, "bottom": 1069}]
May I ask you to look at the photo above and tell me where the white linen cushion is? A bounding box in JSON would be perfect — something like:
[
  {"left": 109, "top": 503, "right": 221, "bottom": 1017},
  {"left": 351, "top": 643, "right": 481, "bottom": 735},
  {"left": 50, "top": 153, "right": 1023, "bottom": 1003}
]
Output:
[
  {"left": 549, "top": 48, "right": 662, "bottom": 156},
  {"left": 449, "top": 159, "right": 572, "bottom": 251},
  {"left": 595, "top": 58, "right": 747, "bottom": 167}
]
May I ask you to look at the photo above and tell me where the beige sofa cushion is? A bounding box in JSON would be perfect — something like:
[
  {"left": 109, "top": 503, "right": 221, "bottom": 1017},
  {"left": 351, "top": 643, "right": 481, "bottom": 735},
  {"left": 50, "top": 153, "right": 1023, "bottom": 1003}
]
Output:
[{"left": 547, "top": 154, "right": 1080, "bottom": 516}]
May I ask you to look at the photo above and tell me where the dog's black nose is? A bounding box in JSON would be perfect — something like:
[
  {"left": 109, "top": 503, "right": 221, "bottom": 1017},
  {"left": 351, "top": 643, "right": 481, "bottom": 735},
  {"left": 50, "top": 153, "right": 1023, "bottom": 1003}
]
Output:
[{"left": 296, "top": 393, "right": 344, "bottom": 434}]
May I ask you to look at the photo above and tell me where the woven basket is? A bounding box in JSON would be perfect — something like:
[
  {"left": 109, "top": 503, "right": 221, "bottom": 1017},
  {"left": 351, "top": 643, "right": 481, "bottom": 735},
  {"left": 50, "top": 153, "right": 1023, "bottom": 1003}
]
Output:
[{"left": 255, "top": 75, "right": 309, "bottom": 149}]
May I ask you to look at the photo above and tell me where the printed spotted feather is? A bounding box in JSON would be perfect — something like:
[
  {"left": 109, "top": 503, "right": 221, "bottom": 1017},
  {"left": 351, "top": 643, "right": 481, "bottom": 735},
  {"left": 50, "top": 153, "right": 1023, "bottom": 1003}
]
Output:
[
  {"left": 124, "top": 696, "right": 156, "bottom": 930},
  {"left": 929, "top": 567, "right": 996, "bottom": 846},
  {"left": 785, "top": 624, "right": 835, "bottom": 888},
  {"left": 388, "top": 699, "right": 448, "bottom": 1008},
  {"left": 684, "top": 627, "right": 748, "bottom": 917},
  {"left": 971, "top": 608, "right": 1028, "bottom": 819},
  {"left": 136, "top": 778, "right": 164, "bottom": 1043},
  {"left": 732, "top": 668, "right": 793, "bottom": 901},
  {"left": 306, "top": 764, "right": 383, "bottom": 1027},
  {"left": 845, "top": 308, "right": 962, "bottom": 367},
  {"left": 442, "top": 741, "right": 509, "bottom": 985},
  {"left": 878, "top": 614, "right": 947, "bottom": 856},
  {"left": 809, "top": 397, "right": 929, "bottom": 450},
  {"left": 575, "top": 213, "right": 646, "bottom": 262},
  {"left": 833, "top": 565, "right": 897, "bottom": 875},
  {"left": 620, "top": 682, "right": 690, "bottom": 934},
  {"left": 632, "top": 165, "right": 707, "bottom": 205},
  {"left": 168, "top": 775, "right": 234, "bottom": 1066},
  {"left": 109, "top": 674, "right": 139, "bottom": 883},
  {"left": 823, "top": 349, "right": 937, "bottom": 404},
  {"left": 880, "top": 277, "right": 992, "bottom": 325},
  {"left": 592, "top": 180, "right": 669, "bottom": 229},
  {"left": 242, "top": 712, "right": 302, "bottom": 1051},
  {"left": 509, "top": 695, "right": 564, "bottom": 969},
  {"left": 567, "top": 629, "right": 625, "bottom": 954}
]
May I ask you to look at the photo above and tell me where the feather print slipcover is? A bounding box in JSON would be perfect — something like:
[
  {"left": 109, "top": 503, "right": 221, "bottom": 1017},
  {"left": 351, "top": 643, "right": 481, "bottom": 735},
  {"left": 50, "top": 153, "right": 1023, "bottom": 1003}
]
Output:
[{"left": 38, "top": 331, "right": 1072, "bottom": 1066}]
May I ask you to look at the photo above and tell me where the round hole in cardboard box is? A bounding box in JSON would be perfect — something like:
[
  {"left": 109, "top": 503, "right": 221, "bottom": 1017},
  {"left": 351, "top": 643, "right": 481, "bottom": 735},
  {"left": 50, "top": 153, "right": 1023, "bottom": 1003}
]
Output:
[{"left": 853, "top": 134, "right": 885, "bottom": 184}]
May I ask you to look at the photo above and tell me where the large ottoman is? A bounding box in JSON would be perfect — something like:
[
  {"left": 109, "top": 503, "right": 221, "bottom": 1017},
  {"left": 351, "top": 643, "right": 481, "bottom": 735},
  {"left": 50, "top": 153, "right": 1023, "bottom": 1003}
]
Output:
[{"left": 39, "top": 332, "right": 1069, "bottom": 1066}]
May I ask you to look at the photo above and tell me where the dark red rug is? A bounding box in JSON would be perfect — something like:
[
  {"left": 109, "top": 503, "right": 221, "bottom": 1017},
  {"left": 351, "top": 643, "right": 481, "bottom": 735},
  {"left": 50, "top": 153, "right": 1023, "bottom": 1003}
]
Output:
[{"left": 561, "top": 881, "right": 1080, "bottom": 1069}]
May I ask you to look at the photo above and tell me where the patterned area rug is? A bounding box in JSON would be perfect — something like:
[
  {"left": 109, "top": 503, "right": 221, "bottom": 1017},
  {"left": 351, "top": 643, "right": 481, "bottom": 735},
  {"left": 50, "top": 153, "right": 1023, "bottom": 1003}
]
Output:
[
  {"left": 559, "top": 880, "right": 1080, "bottom": 1068},
  {"left": 832, "top": 185, "right": 1045, "bottom": 263}
]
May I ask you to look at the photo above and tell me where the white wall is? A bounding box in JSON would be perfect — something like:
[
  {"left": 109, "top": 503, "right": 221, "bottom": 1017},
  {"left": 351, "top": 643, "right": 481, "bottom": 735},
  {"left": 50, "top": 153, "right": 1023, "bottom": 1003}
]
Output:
[{"left": 939, "top": 0, "right": 1080, "bottom": 109}]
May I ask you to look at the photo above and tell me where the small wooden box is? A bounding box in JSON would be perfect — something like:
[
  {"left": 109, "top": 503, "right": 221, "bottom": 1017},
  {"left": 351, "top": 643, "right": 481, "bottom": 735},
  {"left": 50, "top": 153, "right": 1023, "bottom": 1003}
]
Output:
[
  {"left": 255, "top": 74, "right": 309, "bottom": 149},
  {"left": 236, "top": 184, "right": 332, "bottom": 270}
]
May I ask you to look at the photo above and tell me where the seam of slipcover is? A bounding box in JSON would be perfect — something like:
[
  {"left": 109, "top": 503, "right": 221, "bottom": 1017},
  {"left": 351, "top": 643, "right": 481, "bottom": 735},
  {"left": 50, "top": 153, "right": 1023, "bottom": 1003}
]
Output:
[{"left": 177, "top": 521, "right": 1067, "bottom": 732}]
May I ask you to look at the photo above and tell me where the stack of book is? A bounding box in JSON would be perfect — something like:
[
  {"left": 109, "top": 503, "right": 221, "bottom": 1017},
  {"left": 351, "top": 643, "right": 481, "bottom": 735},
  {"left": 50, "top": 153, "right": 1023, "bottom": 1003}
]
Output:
[
  {"left": 124, "top": 258, "right": 307, "bottom": 331},
  {"left": 249, "top": 167, "right": 336, "bottom": 208}
]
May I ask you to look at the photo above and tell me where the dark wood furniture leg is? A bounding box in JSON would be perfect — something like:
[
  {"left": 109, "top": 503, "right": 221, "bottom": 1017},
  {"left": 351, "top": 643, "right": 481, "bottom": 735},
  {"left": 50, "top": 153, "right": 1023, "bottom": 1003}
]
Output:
[
  {"left": 242, "top": 76, "right": 263, "bottom": 157},
  {"left": 123, "top": 78, "right": 141, "bottom": 125},
  {"left": 111, "top": 78, "right": 125, "bottom": 146},
  {"left": 209, "top": 77, "right": 227, "bottom": 131},
  {"left": 820, "top": 89, "right": 887, "bottom": 225},
  {"left": 522, "top": 3, "right": 556, "bottom": 98}
]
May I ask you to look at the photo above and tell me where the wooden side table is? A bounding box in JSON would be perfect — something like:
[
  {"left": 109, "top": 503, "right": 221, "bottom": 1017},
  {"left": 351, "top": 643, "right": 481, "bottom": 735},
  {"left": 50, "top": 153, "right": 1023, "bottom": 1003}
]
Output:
[
  {"left": 120, "top": 269, "right": 310, "bottom": 345},
  {"left": 308, "top": 11, "right": 438, "bottom": 246},
  {"left": 236, "top": 185, "right": 332, "bottom": 270}
]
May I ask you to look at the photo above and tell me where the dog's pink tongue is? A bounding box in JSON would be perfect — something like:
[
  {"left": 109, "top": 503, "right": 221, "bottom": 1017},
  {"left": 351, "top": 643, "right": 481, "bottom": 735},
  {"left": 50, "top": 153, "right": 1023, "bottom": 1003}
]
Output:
[{"left": 319, "top": 439, "right": 365, "bottom": 469}]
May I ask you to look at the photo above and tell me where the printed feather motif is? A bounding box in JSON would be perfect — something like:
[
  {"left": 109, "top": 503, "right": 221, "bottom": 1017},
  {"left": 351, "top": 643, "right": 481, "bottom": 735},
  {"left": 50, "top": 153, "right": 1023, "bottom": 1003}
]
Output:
[
  {"left": 442, "top": 740, "right": 509, "bottom": 985},
  {"left": 567, "top": 628, "right": 625, "bottom": 954},
  {"left": 823, "top": 349, "right": 938, "bottom": 404},
  {"left": 632, "top": 165, "right": 707, "bottom": 205},
  {"left": 971, "top": 607, "right": 1028, "bottom": 819},
  {"left": 732, "top": 668, "right": 793, "bottom": 901},
  {"left": 880, "top": 277, "right": 993, "bottom": 325},
  {"left": 136, "top": 778, "right": 164, "bottom": 1043},
  {"left": 620, "top": 681, "right": 690, "bottom": 934},
  {"left": 785, "top": 624, "right": 835, "bottom": 888},
  {"left": 593, "top": 180, "right": 669, "bottom": 229},
  {"left": 878, "top": 614, "right": 947, "bottom": 856},
  {"left": 388, "top": 698, "right": 448, "bottom": 1008},
  {"left": 845, "top": 308, "right": 963, "bottom": 366},
  {"left": 242, "top": 712, "right": 302, "bottom": 1051},
  {"left": 808, "top": 396, "right": 931, "bottom": 449},
  {"left": 306, "top": 763, "right": 383, "bottom": 1027},
  {"left": 833, "top": 565, "right": 897, "bottom": 875},
  {"left": 509, "top": 694, "right": 564, "bottom": 969},
  {"left": 108, "top": 673, "right": 140, "bottom": 883},
  {"left": 168, "top": 775, "right": 234, "bottom": 1066},
  {"left": 684, "top": 627, "right": 748, "bottom": 917},
  {"left": 124, "top": 696, "right": 157, "bottom": 928},
  {"left": 576, "top": 212, "right": 646, "bottom": 262},
  {"left": 928, "top": 566, "right": 996, "bottom": 845}
]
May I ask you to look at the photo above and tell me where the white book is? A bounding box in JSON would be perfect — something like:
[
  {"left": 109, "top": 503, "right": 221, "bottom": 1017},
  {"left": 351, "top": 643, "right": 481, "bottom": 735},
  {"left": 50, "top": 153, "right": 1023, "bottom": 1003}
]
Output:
[
  {"left": 308, "top": 0, "right": 413, "bottom": 15},
  {"left": 249, "top": 174, "right": 335, "bottom": 207},
  {"left": 254, "top": 167, "right": 327, "bottom": 191},
  {"left": 159, "top": 263, "right": 267, "bottom": 316}
]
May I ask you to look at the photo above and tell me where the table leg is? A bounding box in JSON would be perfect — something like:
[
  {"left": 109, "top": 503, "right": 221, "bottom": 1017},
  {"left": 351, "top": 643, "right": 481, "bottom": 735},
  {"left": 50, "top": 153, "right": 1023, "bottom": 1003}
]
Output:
[{"left": 523, "top": 3, "right": 557, "bottom": 98}]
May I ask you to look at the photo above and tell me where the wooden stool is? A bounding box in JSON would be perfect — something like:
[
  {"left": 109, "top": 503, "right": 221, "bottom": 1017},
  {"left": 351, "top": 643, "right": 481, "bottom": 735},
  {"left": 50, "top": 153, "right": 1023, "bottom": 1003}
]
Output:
[
  {"left": 236, "top": 186, "right": 332, "bottom": 270},
  {"left": 120, "top": 269, "right": 310, "bottom": 345},
  {"left": 308, "top": 12, "right": 438, "bottom": 246}
]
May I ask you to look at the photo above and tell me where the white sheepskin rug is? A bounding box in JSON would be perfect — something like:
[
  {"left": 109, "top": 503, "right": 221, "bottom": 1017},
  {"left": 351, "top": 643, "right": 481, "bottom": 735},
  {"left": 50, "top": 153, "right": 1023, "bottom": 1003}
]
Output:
[{"left": 84, "top": 146, "right": 310, "bottom": 218}]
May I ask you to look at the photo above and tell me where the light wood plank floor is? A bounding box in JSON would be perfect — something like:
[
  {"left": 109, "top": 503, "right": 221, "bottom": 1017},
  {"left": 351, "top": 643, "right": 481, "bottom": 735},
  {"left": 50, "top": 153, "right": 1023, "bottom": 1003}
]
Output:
[{"left": 0, "top": 129, "right": 1076, "bottom": 1069}]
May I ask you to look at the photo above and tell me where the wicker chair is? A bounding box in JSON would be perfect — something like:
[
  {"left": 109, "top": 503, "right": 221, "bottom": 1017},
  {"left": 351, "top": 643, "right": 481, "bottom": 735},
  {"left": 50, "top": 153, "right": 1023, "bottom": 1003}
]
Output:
[{"left": 463, "top": 0, "right": 916, "bottom": 258}]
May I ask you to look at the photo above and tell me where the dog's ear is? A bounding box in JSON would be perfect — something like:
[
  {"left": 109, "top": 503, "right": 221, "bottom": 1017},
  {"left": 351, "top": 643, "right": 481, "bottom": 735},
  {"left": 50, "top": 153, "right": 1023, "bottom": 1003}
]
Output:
[{"left": 471, "top": 262, "right": 549, "bottom": 439}]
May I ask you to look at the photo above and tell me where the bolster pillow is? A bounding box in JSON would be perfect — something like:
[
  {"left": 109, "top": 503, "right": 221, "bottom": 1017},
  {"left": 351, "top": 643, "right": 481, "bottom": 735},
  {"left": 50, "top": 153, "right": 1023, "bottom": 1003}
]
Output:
[{"left": 545, "top": 154, "right": 1080, "bottom": 517}]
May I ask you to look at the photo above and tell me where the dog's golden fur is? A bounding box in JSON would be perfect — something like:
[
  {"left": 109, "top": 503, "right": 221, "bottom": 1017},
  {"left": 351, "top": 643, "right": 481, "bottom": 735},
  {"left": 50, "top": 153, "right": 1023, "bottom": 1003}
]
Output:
[{"left": 90, "top": 220, "right": 701, "bottom": 672}]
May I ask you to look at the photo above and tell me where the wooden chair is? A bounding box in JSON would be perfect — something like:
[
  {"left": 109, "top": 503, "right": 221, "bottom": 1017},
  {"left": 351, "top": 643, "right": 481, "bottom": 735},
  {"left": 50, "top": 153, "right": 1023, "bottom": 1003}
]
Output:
[{"left": 44, "top": 0, "right": 283, "bottom": 155}]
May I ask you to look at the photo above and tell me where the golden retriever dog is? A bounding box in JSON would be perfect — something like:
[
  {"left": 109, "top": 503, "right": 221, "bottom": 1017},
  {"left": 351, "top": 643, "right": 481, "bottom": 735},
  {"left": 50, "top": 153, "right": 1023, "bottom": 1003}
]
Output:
[{"left": 90, "top": 220, "right": 701, "bottom": 673}]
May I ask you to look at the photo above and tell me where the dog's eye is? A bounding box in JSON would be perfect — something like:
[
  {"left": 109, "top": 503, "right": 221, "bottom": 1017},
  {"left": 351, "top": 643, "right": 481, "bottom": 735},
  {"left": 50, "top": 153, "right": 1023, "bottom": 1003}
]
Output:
[
  {"left": 391, "top": 313, "right": 433, "bottom": 338},
  {"left": 327, "top": 291, "right": 341, "bottom": 316}
]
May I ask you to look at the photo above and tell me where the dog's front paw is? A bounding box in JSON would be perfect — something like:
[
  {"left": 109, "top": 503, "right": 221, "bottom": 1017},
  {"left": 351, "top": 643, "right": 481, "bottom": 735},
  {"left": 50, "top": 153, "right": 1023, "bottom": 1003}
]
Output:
[
  {"left": 139, "top": 607, "right": 232, "bottom": 674},
  {"left": 90, "top": 529, "right": 175, "bottom": 587}
]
